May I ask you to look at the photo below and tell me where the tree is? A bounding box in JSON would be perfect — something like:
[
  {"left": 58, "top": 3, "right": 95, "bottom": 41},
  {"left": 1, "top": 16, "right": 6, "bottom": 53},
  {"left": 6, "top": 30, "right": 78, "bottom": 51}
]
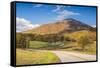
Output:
[
  {"left": 60, "top": 36, "right": 64, "bottom": 42},
  {"left": 25, "top": 37, "right": 30, "bottom": 48},
  {"left": 77, "top": 34, "right": 92, "bottom": 51}
]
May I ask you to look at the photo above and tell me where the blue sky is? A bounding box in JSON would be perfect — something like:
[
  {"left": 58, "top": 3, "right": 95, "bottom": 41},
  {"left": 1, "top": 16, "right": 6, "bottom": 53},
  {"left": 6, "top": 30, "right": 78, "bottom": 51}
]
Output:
[{"left": 16, "top": 2, "right": 97, "bottom": 32}]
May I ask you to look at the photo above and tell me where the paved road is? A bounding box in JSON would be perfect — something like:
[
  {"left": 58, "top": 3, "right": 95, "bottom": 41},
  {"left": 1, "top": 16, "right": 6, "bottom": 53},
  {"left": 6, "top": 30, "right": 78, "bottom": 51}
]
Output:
[
  {"left": 28, "top": 49, "right": 96, "bottom": 62},
  {"left": 49, "top": 51, "right": 96, "bottom": 62}
]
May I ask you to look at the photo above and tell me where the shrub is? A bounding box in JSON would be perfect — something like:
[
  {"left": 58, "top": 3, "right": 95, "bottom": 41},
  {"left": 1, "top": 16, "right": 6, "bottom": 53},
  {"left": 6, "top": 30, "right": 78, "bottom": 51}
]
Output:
[{"left": 77, "top": 34, "right": 92, "bottom": 51}]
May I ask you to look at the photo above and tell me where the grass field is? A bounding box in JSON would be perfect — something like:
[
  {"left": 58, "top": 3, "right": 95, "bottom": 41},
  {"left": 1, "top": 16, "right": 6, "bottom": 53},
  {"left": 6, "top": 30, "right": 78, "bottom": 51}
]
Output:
[
  {"left": 59, "top": 41, "right": 96, "bottom": 55},
  {"left": 28, "top": 40, "right": 96, "bottom": 55},
  {"left": 29, "top": 41, "right": 49, "bottom": 48},
  {"left": 78, "top": 41, "right": 96, "bottom": 55},
  {"left": 29, "top": 41, "right": 63, "bottom": 49},
  {"left": 16, "top": 49, "right": 61, "bottom": 65}
]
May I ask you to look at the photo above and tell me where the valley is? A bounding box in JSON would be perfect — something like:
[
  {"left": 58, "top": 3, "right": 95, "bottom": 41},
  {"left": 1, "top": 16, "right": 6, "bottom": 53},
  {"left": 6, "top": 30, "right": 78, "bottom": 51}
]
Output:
[{"left": 16, "top": 18, "right": 96, "bottom": 65}]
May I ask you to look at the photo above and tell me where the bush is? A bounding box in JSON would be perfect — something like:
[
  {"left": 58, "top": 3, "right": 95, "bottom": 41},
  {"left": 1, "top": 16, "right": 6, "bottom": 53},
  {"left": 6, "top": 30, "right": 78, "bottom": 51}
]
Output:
[{"left": 77, "top": 34, "right": 92, "bottom": 51}]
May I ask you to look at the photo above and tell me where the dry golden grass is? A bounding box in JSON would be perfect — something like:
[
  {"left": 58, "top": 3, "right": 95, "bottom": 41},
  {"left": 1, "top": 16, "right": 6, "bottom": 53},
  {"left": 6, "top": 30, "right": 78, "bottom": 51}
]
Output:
[
  {"left": 61, "top": 41, "right": 96, "bottom": 55},
  {"left": 16, "top": 49, "right": 60, "bottom": 65}
]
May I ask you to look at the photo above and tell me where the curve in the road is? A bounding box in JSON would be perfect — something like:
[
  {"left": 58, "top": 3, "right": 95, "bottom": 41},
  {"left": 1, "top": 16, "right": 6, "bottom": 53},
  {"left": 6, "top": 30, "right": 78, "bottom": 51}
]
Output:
[
  {"left": 28, "top": 49, "right": 96, "bottom": 62},
  {"left": 49, "top": 51, "right": 96, "bottom": 62}
]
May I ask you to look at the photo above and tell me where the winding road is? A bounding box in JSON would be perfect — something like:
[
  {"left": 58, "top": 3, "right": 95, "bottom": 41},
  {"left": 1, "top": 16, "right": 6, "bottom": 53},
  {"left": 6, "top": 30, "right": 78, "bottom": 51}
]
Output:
[
  {"left": 28, "top": 49, "right": 96, "bottom": 62},
  {"left": 49, "top": 51, "right": 96, "bottom": 62}
]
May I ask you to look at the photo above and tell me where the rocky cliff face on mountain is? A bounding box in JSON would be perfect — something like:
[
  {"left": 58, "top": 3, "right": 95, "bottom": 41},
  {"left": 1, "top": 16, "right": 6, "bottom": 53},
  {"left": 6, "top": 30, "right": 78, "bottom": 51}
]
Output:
[{"left": 23, "top": 18, "right": 95, "bottom": 35}]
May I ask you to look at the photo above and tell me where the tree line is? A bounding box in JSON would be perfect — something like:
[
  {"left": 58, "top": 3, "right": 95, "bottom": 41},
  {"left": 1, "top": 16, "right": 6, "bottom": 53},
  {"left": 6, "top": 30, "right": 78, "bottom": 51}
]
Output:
[{"left": 16, "top": 32, "right": 94, "bottom": 51}]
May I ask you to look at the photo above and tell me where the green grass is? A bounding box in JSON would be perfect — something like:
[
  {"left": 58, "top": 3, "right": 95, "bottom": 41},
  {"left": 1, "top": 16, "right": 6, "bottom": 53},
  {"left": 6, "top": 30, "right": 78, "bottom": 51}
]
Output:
[
  {"left": 16, "top": 49, "right": 61, "bottom": 65},
  {"left": 29, "top": 41, "right": 49, "bottom": 48},
  {"left": 29, "top": 41, "right": 65, "bottom": 49},
  {"left": 29, "top": 41, "right": 96, "bottom": 55}
]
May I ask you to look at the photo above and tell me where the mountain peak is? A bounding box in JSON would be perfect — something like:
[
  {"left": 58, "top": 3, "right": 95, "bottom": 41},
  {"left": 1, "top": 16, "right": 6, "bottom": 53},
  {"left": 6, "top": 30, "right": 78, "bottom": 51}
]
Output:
[
  {"left": 24, "top": 18, "right": 93, "bottom": 35},
  {"left": 63, "top": 18, "right": 81, "bottom": 24}
]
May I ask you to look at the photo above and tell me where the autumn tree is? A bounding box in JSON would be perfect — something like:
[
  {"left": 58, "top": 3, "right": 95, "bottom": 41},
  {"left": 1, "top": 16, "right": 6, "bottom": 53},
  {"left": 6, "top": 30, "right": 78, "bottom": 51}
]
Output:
[{"left": 78, "top": 34, "right": 92, "bottom": 51}]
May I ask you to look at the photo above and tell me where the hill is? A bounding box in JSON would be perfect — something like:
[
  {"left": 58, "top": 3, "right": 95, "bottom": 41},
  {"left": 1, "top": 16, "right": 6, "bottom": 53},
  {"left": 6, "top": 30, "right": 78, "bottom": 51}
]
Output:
[{"left": 23, "top": 18, "right": 95, "bottom": 35}]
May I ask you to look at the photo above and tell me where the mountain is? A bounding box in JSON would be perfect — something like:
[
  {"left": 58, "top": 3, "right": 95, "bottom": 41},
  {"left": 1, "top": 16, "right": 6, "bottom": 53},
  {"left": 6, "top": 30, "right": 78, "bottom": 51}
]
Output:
[{"left": 23, "top": 18, "right": 95, "bottom": 35}]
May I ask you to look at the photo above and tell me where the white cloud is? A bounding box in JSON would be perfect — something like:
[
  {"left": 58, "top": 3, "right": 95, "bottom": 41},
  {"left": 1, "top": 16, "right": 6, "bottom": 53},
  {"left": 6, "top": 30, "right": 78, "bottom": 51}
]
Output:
[
  {"left": 16, "top": 17, "right": 40, "bottom": 32},
  {"left": 52, "top": 5, "right": 80, "bottom": 20},
  {"left": 34, "top": 4, "right": 42, "bottom": 7},
  {"left": 52, "top": 5, "right": 64, "bottom": 12},
  {"left": 91, "top": 25, "right": 96, "bottom": 27},
  {"left": 56, "top": 10, "right": 80, "bottom": 20}
]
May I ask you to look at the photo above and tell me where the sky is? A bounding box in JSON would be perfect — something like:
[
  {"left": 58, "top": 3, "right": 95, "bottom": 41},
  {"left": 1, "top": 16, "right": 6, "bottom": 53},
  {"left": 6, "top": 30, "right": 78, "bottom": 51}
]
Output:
[{"left": 16, "top": 2, "right": 97, "bottom": 32}]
